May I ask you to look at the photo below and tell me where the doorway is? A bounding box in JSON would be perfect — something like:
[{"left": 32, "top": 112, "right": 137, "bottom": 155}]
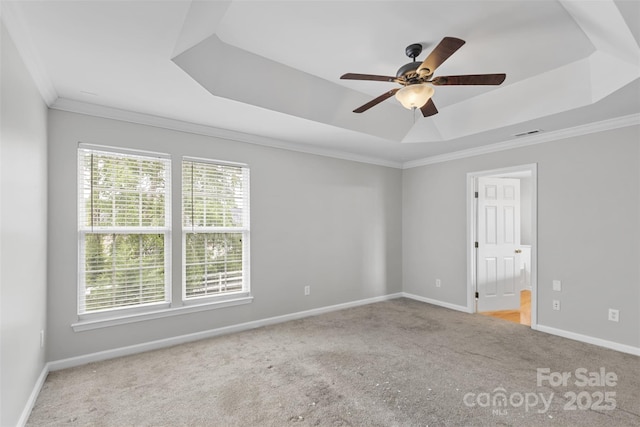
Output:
[{"left": 467, "top": 164, "right": 537, "bottom": 328}]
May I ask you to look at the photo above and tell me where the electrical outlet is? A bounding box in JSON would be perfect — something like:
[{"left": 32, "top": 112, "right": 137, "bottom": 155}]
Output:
[
  {"left": 40, "top": 330, "right": 45, "bottom": 348},
  {"left": 304, "top": 285, "right": 310, "bottom": 296},
  {"left": 552, "top": 300, "right": 561, "bottom": 311},
  {"left": 608, "top": 309, "right": 619, "bottom": 322},
  {"left": 552, "top": 280, "right": 562, "bottom": 292},
  {"left": 435, "top": 279, "right": 441, "bottom": 288}
]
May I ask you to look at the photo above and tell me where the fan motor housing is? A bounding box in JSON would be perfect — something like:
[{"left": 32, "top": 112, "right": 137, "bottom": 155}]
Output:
[
  {"left": 397, "top": 43, "right": 430, "bottom": 79},
  {"left": 396, "top": 62, "right": 420, "bottom": 78}
]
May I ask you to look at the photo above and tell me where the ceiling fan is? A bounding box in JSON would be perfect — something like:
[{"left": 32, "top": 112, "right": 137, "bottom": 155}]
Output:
[{"left": 340, "top": 37, "right": 506, "bottom": 117}]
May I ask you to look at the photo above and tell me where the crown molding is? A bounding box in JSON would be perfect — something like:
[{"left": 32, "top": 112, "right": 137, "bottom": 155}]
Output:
[
  {"left": 51, "top": 98, "right": 404, "bottom": 169},
  {"left": 49, "top": 99, "right": 639, "bottom": 172},
  {"left": 402, "top": 113, "right": 640, "bottom": 169},
  {"left": 1, "top": 2, "right": 58, "bottom": 105}
]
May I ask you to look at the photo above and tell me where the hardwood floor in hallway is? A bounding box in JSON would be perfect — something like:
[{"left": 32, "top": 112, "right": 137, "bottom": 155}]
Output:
[{"left": 479, "top": 289, "right": 531, "bottom": 326}]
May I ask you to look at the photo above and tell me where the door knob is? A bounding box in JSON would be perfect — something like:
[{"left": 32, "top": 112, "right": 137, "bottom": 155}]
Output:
[{"left": 515, "top": 249, "right": 522, "bottom": 253}]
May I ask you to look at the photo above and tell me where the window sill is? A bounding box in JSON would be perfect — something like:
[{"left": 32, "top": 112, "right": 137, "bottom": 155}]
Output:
[{"left": 71, "top": 294, "right": 253, "bottom": 332}]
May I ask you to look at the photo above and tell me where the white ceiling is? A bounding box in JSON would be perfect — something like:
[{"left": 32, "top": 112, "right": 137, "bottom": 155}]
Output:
[{"left": 3, "top": 0, "right": 640, "bottom": 167}]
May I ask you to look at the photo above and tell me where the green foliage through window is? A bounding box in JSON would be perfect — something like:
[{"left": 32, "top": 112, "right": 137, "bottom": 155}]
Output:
[
  {"left": 78, "top": 147, "right": 170, "bottom": 314},
  {"left": 77, "top": 147, "right": 250, "bottom": 315},
  {"left": 83, "top": 233, "right": 165, "bottom": 311},
  {"left": 184, "top": 233, "right": 243, "bottom": 297},
  {"left": 182, "top": 159, "right": 249, "bottom": 299}
]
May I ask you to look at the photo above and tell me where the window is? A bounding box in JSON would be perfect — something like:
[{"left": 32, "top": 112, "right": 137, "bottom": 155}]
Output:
[
  {"left": 78, "top": 146, "right": 171, "bottom": 314},
  {"left": 76, "top": 147, "right": 251, "bottom": 328},
  {"left": 182, "top": 158, "right": 250, "bottom": 300}
]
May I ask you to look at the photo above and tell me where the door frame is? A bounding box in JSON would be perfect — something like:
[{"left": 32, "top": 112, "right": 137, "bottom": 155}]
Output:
[{"left": 466, "top": 163, "right": 538, "bottom": 329}]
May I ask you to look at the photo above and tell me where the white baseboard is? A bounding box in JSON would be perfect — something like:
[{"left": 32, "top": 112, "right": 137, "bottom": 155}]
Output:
[
  {"left": 49, "top": 293, "right": 403, "bottom": 371},
  {"left": 17, "top": 363, "right": 50, "bottom": 427},
  {"left": 402, "top": 292, "right": 472, "bottom": 313},
  {"left": 536, "top": 324, "right": 640, "bottom": 357}
]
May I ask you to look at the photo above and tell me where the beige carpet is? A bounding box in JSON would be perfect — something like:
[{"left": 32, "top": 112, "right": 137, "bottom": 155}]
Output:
[{"left": 28, "top": 299, "right": 640, "bottom": 426}]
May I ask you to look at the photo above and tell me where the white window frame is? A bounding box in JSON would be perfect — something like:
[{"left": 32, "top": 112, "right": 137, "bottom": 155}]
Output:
[
  {"left": 73, "top": 147, "right": 253, "bottom": 332},
  {"left": 77, "top": 144, "right": 172, "bottom": 320},
  {"left": 181, "top": 157, "right": 251, "bottom": 305}
]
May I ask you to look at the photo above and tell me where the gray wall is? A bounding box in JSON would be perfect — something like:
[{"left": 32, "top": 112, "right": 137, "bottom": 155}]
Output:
[
  {"left": 0, "top": 22, "right": 49, "bottom": 427},
  {"left": 403, "top": 125, "right": 640, "bottom": 348},
  {"left": 47, "top": 110, "right": 403, "bottom": 361}
]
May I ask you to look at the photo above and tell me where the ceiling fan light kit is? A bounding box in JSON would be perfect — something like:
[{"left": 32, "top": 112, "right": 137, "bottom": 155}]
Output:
[
  {"left": 395, "top": 83, "right": 435, "bottom": 110},
  {"left": 340, "top": 37, "right": 506, "bottom": 117}
]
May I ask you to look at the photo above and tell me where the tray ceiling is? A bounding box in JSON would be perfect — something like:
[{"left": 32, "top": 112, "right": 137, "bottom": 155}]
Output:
[{"left": 3, "top": 0, "right": 639, "bottom": 166}]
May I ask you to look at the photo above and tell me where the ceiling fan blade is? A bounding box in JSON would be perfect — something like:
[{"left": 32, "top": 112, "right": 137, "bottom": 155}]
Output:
[
  {"left": 431, "top": 74, "right": 506, "bottom": 85},
  {"left": 417, "top": 37, "right": 465, "bottom": 76},
  {"left": 420, "top": 98, "right": 438, "bottom": 117},
  {"left": 341, "top": 73, "right": 397, "bottom": 82},
  {"left": 353, "top": 88, "right": 399, "bottom": 113}
]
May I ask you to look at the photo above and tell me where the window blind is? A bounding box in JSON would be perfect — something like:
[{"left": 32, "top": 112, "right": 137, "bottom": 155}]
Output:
[
  {"left": 78, "top": 146, "right": 171, "bottom": 313},
  {"left": 182, "top": 159, "right": 249, "bottom": 299}
]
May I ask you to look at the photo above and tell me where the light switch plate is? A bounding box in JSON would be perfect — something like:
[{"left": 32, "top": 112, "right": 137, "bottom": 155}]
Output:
[{"left": 552, "top": 280, "right": 562, "bottom": 292}]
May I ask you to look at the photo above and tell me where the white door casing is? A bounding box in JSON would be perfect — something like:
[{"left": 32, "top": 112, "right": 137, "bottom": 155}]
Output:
[{"left": 477, "top": 177, "right": 521, "bottom": 312}]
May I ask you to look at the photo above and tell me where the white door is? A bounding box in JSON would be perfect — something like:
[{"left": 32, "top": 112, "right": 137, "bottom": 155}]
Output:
[{"left": 477, "top": 177, "right": 521, "bottom": 312}]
